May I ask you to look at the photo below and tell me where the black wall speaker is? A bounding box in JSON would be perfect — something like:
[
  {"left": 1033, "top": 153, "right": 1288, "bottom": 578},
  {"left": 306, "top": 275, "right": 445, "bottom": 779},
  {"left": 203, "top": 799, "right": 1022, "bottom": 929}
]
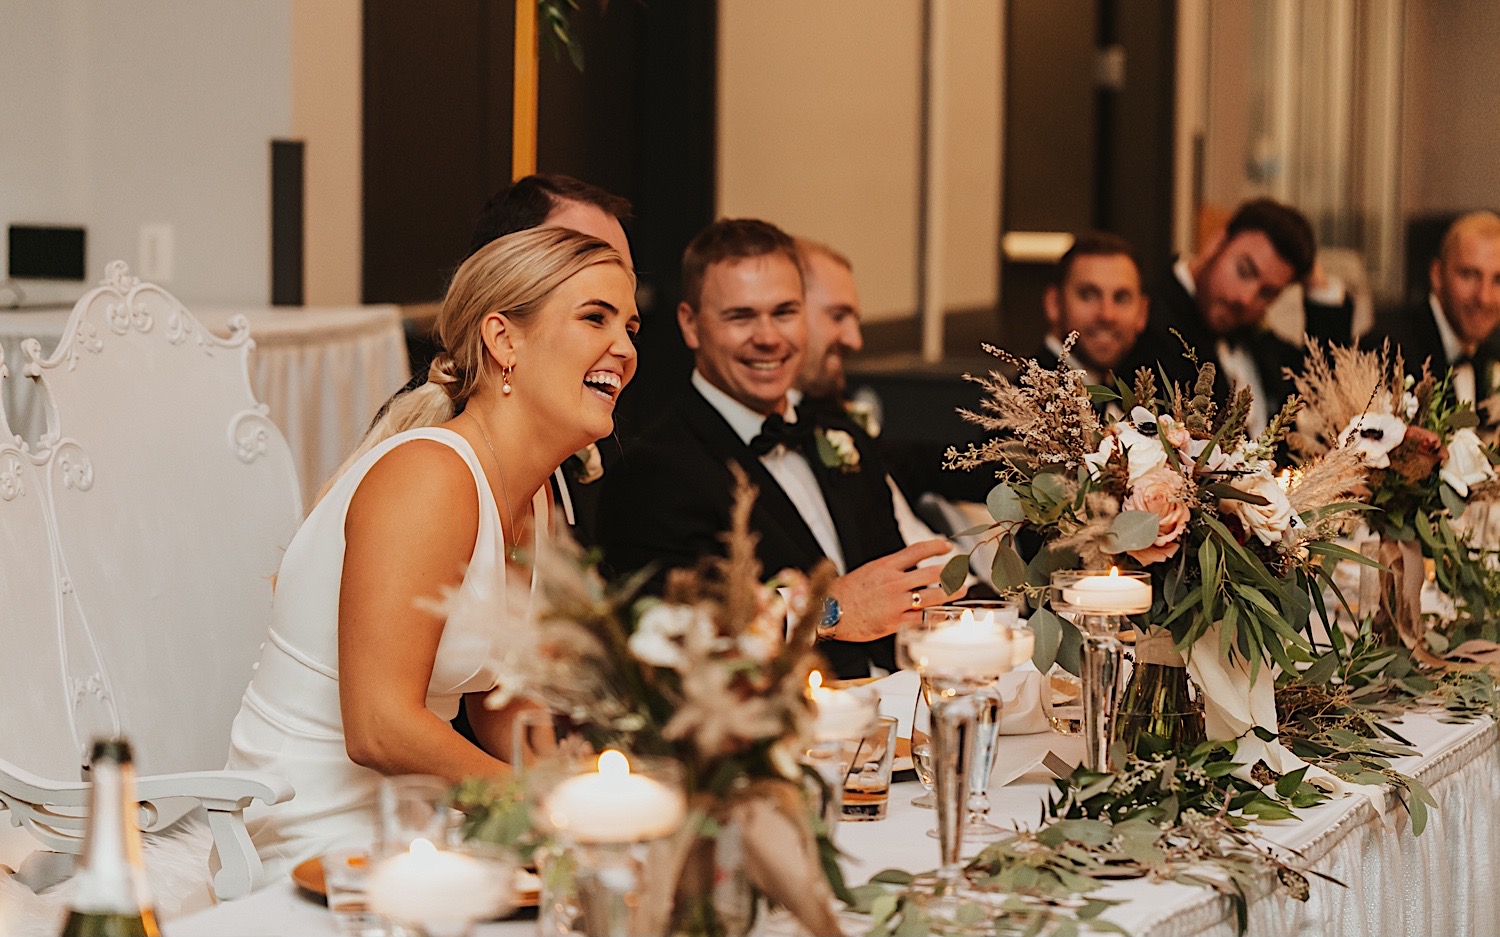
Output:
[{"left": 271, "top": 139, "right": 305, "bottom": 306}]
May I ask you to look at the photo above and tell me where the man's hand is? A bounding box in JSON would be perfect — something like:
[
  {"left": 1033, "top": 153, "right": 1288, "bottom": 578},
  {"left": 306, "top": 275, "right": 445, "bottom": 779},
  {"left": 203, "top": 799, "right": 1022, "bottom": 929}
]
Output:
[{"left": 824, "top": 540, "right": 968, "bottom": 643}]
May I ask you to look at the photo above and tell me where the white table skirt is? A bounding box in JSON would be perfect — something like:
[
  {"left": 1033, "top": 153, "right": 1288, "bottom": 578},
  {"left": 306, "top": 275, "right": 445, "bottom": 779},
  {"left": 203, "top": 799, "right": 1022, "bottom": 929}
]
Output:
[
  {"left": 0, "top": 306, "right": 410, "bottom": 507},
  {"left": 170, "top": 712, "right": 1498, "bottom": 937}
]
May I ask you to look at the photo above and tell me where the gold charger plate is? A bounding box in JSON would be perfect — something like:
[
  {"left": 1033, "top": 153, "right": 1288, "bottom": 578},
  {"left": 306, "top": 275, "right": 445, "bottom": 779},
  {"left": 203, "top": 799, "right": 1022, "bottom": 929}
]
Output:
[{"left": 292, "top": 855, "right": 541, "bottom": 910}]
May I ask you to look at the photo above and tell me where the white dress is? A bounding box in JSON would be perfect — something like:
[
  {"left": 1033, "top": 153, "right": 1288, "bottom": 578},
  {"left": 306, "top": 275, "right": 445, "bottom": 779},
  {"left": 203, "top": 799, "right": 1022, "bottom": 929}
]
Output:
[{"left": 225, "top": 427, "right": 540, "bottom": 885}]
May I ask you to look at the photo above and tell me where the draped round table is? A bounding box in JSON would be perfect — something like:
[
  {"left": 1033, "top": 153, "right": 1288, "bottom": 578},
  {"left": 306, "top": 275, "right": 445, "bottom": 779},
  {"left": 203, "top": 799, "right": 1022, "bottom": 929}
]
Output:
[
  {"left": 168, "top": 712, "right": 1499, "bottom": 937},
  {"left": 0, "top": 305, "right": 410, "bottom": 508}
]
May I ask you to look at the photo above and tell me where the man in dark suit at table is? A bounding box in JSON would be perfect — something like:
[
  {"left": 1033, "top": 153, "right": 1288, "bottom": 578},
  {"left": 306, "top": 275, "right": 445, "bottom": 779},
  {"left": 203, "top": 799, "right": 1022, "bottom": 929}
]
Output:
[
  {"left": 1363, "top": 211, "right": 1500, "bottom": 423},
  {"left": 1033, "top": 231, "right": 1149, "bottom": 390},
  {"left": 597, "top": 219, "right": 961, "bottom": 679},
  {"left": 1119, "top": 199, "right": 1353, "bottom": 433}
]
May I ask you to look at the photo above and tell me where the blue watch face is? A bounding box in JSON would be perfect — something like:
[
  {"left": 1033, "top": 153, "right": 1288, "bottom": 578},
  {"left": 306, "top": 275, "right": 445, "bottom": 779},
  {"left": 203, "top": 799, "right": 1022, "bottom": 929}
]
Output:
[{"left": 821, "top": 595, "right": 841, "bottom": 627}]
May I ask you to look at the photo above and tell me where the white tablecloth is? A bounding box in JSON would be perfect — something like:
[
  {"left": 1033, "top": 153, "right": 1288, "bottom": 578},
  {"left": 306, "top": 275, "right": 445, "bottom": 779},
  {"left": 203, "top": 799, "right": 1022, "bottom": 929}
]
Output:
[
  {"left": 171, "top": 713, "right": 1499, "bottom": 937},
  {"left": 0, "top": 306, "right": 410, "bottom": 507}
]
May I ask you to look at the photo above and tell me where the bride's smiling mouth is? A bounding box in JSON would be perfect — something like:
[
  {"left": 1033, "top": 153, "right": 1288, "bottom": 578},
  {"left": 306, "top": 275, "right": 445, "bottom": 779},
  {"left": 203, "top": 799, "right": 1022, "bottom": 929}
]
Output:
[{"left": 584, "top": 369, "right": 623, "bottom": 403}]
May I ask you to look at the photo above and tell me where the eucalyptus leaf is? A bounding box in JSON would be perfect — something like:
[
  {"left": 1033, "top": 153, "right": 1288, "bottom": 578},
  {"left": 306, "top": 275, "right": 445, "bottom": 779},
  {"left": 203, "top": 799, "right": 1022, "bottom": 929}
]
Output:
[
  {"left": 1104, "top": 510, "right": 1161, "bottom": 553},
  {"left": 940, "top": 554, "right": 970, "bottom": 595},
  {"left": 991, "top": 542, "right": 1029, "bottom": 590},
  {"left": 986, "top": 483, "right": 1025, "bottom": 524},
  {"left": 1205, "top": 482, "right": 1271, "bottom": 506},
  {"left": 1029, "top": 606, "right": 1064, "bottom": 671}
]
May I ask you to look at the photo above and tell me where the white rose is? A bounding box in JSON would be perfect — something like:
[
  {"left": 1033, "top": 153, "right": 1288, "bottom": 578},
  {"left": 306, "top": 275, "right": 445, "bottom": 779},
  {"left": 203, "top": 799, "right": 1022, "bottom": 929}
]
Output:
[
  {"left": 1338, "top": 413, "right": 1407, "bottom": 469},
  {"left": 1085, "top": 408, "right": 1169, "bottom": 482},
  {"left": 628, "top": 602, "right": 712, "bottom": 669},
  {"left": 1220, "top": 471, "right": 1299, "bottom": 546},
  {"left": 1441, "top": 427, "right": 1496, "bottom": 498},
  {"left": 823, "top": 429, "right": 860, "bottom": 468}
]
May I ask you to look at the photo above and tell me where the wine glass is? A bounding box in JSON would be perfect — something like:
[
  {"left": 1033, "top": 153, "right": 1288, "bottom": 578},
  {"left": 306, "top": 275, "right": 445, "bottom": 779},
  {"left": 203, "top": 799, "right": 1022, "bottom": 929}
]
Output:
[
  {"left": 895, "top": 606, "right": 1016, "bottom": 930},
  {"left": 910, "top": 679, "right": 936, "bottom": 809}
]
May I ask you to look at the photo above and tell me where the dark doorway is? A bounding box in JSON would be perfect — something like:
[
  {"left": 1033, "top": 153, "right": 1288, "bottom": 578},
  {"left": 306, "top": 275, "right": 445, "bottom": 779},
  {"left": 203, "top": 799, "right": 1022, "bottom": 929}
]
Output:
[{"left": 999, "top": 0, "right": 1176, "bottom": 356}]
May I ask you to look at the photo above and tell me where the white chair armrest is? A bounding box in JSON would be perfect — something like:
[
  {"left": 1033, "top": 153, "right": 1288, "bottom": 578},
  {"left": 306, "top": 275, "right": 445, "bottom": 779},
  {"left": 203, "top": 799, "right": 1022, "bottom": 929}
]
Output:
[{"left": 134, "top": 769, "right": 293, "bottom": 900}]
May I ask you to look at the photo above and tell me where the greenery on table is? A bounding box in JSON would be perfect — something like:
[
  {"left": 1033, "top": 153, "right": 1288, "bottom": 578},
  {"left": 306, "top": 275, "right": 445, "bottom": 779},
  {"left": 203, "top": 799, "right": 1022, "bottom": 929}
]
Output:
[{"left": 848, "top": 640, "right": 1499, "bottom": 936}]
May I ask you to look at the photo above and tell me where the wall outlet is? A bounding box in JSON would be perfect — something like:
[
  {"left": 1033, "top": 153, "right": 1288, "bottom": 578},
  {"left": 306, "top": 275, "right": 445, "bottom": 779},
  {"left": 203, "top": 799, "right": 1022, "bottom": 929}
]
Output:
[{"left": 138, "top": 223, "right": 174, "bottom": 282}]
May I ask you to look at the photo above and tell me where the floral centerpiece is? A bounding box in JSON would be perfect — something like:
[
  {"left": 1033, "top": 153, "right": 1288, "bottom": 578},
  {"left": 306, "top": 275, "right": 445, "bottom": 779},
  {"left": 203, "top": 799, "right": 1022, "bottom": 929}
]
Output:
[
  {"left": 474, "top": 469, "right": 846, "bottom": 937},
  {"left": 942, "top": 339, "right": 1366, "bottom": 782},
  {"left": 1289, "top": 341, "right": 1500, "bottom": 665}
]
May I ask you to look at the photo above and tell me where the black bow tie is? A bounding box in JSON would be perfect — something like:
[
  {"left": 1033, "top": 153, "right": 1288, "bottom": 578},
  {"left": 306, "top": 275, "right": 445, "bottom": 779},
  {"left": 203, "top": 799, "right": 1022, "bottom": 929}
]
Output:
[{"left": 749, "top": 411, "right": 814, "bottom": 456}]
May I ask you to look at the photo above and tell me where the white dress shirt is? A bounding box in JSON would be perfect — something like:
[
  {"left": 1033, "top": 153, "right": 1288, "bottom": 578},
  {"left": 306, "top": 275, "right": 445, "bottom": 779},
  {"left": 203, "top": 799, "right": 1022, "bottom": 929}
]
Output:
[
  {"left": 1429, "top": 294, "right": 1476, "bottom": 404},
  {"left": 693, "top": 371, "right": 849, "bottom": 572}
]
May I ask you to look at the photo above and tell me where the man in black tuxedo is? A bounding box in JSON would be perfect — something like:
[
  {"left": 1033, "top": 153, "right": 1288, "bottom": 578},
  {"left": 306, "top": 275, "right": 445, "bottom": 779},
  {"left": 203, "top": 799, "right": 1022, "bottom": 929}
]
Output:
[
  {"left": 597, "top": 219, "right": 961, "bottom": 678},
  {"left": 1034, "top": 232, "right": 1148, "bottom": 388},
  {"left": 1364, "top": 212, "right": 1500, "bottom": 420},
  {"left": 1120, "top": 199, "right": 1353, "bottom": 433}
]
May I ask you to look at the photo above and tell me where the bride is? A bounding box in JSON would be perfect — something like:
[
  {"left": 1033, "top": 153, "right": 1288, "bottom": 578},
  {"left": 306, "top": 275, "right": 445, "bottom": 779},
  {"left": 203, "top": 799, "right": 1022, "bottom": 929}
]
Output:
[{"left": 225, "top": 227, "right": 638, "bottom": 882}]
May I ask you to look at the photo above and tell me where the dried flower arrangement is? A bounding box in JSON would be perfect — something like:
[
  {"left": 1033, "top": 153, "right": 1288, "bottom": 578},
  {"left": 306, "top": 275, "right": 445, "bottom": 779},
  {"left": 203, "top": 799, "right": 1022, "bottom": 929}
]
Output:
[{"left": 1290, "top": 341, "right": 1500, "bottom": 665}]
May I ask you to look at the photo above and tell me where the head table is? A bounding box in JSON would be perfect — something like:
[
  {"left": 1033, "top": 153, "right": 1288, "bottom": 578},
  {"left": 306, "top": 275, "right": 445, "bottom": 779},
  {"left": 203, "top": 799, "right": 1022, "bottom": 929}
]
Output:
[
  {"left": 0, "top": 305, "right": 410, "bottom": 508},
  {"left": 170, "top": 710, "right": 1498, "bottom": 937}
]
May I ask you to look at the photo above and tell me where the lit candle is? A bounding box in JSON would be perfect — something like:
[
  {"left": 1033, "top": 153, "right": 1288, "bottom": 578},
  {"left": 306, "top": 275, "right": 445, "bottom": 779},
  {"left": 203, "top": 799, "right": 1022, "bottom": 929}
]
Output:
[
  {"left": 910, "top": 610, "right": 1014, "bottom": 677},
  {"left": 807, "top": 671, "right": 877, "bottom": 740},
  {"left": 1061, "top": 568, "right": 1152, "bottom": 612},
  {"left": 1275, "top": 468, "right": 1302, "bottom": 492},
  {"left": 544, "top": 750, "right": 686, "bottom": 844},
  {"left": 368, "top": 838, "right": 510, "bottom": 935}
]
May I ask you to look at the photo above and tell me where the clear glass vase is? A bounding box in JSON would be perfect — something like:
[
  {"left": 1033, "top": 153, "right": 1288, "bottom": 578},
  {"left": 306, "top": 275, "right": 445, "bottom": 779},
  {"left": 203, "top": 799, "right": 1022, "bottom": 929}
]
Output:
[
  {"left": 667, "top": 817, "right": 758, "bottom": 937},
  {"left": 1114, "top": 629, "right": 1204, "bottom": 757}
]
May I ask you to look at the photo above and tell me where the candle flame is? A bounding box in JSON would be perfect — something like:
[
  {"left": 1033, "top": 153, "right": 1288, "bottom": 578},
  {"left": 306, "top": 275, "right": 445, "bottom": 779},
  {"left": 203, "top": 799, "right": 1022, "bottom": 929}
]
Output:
[
  {"left": 598, "top": 749, "right": 630, "bottom": 777},
  {"left": 410, "top": 837, "right": 437, "bottom": 857},
  {"left": 1108, "top": 566, "right": 1119, "bottom": 578},
  {"left": 808, "top": 670, "right": 823, "bottom": 691},
  {"left": 958, "top": 609, "right": 977, "bottom": 624}
]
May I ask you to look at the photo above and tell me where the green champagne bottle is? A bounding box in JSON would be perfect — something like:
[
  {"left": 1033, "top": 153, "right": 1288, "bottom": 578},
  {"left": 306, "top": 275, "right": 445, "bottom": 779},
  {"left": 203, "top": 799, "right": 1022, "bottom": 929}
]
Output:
[{"left": 59, "top": 738, "right": 162, "bottom": 937}]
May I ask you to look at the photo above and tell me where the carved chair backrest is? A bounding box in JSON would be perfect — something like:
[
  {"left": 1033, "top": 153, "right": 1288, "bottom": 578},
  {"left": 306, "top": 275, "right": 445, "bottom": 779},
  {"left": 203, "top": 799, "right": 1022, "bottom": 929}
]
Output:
[{"left": 0, "top": 263, "right": 302, "bottom": 782}]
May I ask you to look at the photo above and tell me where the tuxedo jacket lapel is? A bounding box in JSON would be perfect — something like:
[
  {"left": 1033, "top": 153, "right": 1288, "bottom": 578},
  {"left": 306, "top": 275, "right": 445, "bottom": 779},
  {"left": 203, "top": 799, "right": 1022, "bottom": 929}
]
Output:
[{"left": 680, "top": 390, "right": 826, "bottom": 562}]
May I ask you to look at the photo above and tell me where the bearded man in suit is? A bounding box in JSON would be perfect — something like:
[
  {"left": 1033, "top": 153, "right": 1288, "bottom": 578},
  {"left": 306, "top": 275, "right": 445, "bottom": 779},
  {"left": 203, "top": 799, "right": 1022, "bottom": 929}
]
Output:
[
  {"left": 597, "top": 218, "right": 962, "bottom": 678},
  {"left": 1119, "top": 199, "right": 1353, "bottom": 434},
  {"left": 1364, "top": 211, "right": 1500, "bottom": 421}
]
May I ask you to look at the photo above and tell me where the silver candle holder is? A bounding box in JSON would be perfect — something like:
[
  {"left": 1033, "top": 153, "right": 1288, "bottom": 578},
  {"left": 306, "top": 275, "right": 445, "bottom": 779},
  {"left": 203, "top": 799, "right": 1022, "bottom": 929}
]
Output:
[{"left": 1050, "top": 570, "right": 1153, "bottom": 773}]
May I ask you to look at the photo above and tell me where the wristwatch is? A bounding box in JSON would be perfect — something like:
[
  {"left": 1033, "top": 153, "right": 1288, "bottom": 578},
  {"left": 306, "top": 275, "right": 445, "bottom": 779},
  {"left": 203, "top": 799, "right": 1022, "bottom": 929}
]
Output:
[{"left": 818, "top": 596, "right": 842, "bottom": 639}]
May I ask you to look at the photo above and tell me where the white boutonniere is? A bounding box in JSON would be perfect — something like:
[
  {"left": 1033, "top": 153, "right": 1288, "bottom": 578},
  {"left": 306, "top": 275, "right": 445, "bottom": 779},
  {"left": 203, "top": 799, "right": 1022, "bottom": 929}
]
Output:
[
  {"left": 569, "top": 442, "right": 604, "bottom": 484},
  {"left": 844, "top": 397, "right": 882, "bottom": 438},
  {"left": 815, "top": 428, "right": 861, "bottom": 473}
]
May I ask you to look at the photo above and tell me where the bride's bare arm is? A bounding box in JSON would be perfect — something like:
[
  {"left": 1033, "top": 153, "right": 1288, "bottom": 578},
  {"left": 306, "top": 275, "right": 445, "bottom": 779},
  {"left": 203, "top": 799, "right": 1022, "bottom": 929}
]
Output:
[{"left": 338, "top": 438, "right": 508, "bottom": 783}]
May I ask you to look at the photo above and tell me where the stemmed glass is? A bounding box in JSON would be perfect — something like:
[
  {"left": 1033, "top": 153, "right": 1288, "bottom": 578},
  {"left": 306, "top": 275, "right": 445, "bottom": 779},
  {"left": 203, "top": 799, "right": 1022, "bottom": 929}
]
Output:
[
  {"left": 1050, "top": 570, "right": 1152, "bottom": 772},
  {"left": 910, "top": 680, "right": 936, "bottom": 809},
  {"left": 895, "top": 606, "right": 1017, "bottom": 929}
]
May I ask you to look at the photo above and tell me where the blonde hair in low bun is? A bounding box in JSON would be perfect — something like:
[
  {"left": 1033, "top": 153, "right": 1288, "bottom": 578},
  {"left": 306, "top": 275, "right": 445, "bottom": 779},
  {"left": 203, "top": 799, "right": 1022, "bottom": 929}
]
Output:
[{"left": 320, "top": 227, "right": 628, "bottom": 495}]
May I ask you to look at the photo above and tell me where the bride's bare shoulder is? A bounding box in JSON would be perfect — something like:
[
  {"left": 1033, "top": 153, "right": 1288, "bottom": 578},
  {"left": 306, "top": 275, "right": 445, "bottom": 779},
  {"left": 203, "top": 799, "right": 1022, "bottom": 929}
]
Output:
[{"left": 347, "top": 436, "right": 481, "bottom": 539}]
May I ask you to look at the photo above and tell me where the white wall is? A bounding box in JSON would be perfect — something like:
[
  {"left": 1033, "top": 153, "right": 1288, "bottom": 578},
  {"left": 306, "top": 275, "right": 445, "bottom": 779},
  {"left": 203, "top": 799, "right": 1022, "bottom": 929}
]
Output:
[{"left": 0, "top": 0, "right": 291, "bottom": 305}]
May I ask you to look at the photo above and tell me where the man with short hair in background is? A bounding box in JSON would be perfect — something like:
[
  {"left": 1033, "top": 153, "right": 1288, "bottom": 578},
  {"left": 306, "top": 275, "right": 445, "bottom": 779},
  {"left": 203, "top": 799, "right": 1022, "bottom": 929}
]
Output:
[
  {"left": 1121, "top": 198, "right": 1352, "bottom": 433},
  {"left": 1364, "top": 211, "right": 1500, "bottom": 421},
  {"left": 598, "top": 219, "right": 962, "bottom": 679},
  {"left": 1035, "top": 231, "right": 1148, "bottom": 388}
]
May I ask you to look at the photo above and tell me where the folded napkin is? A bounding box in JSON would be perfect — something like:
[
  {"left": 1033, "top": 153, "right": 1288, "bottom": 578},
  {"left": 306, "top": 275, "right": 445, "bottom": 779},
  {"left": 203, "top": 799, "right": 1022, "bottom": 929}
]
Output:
[{"left": 869, "top": 666, "right": 1051, "bottom": 740}]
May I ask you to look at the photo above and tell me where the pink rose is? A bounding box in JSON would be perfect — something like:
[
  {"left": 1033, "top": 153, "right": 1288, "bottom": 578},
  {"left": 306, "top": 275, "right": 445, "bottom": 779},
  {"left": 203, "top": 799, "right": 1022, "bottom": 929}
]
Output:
[{"left": 1123, "top": 466, "right": 1191, "bottom": 564}]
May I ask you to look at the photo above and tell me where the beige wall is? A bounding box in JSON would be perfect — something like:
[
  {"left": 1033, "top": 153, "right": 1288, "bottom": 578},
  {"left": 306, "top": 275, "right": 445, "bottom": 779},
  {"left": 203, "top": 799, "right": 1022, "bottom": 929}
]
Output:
[
  {"left": 291, "top": 0, "right": 362, "bottom": 306},
  {"left": 1400, "top": 0, "right": 1500, "bottom": 216},
  {"left": 717, "top": 0, "right": 1001, "bottom": 324}
]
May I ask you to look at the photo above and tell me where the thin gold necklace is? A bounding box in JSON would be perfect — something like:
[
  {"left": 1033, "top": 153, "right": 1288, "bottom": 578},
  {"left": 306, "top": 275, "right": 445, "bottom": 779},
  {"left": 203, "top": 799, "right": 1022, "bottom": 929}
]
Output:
[{"left": 467, "top": 411, "right": 528, "bottom": 561}]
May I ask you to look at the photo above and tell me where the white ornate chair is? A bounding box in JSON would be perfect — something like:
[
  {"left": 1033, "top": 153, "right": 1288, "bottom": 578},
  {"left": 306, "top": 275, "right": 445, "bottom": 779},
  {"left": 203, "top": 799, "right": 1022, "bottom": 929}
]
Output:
[{"left": 0, "top": 262, "right": 301, "bottom": 900}]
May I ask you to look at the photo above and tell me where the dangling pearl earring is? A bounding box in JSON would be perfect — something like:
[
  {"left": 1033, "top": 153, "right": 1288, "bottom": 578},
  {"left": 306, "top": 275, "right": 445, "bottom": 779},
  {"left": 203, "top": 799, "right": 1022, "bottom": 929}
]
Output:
[{"left": 501, "top": 364, "right": 513, "bottom": 395}]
